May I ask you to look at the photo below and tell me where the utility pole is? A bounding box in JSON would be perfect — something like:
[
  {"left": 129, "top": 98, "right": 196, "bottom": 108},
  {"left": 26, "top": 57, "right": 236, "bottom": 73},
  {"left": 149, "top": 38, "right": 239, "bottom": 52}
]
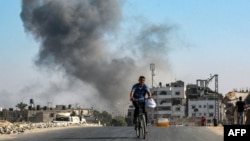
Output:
[
  {"left": 150, "top": 63, "right": 155, "bottom": 88},
  {"left": 150, "top": 63, "right": 156, "bottom": 121},
  {"left": 205, "top": 74, "right": 219, "bottom": 122}
]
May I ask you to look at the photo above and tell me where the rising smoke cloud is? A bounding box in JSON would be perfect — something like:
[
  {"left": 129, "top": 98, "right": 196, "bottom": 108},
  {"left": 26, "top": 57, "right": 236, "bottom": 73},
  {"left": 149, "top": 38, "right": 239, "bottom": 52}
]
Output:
[{"left": 19, "top": 0, "right": 173, "bottom": 113}]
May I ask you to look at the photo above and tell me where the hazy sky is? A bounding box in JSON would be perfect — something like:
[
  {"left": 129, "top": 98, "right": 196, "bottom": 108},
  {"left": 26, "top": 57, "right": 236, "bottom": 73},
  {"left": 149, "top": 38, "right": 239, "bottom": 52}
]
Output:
[{"left": 1, "top": 0, "right": 250, "bottom": 112}]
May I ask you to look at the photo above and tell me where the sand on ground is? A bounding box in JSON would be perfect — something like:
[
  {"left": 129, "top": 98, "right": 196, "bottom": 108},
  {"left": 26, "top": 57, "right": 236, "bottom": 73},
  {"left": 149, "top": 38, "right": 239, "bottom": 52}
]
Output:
[
  {"left": 205, "top": 126, "right": 224, "bottom": 136},
  {"left": 0, "top": 126, "right": 82, "bottom": 140}
]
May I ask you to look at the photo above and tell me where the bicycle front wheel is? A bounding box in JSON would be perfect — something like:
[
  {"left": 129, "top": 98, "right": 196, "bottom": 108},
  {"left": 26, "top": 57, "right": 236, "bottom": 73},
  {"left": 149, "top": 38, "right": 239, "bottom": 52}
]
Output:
[
  {"left": 140, "top": 114, "right": 146, "bottom": 139},
  {"left": 135, "top": 117, "right": 140, "bottom": 138}
]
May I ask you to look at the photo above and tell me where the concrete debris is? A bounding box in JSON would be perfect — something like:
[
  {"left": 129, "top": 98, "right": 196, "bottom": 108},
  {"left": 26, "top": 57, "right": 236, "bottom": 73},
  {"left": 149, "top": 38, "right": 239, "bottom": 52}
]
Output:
[
  {"left": 0, "top": 120, "right": 13, "bottom": 127},
  {"left": 0, "top": 120, "right": 99, "bottom": 135}
]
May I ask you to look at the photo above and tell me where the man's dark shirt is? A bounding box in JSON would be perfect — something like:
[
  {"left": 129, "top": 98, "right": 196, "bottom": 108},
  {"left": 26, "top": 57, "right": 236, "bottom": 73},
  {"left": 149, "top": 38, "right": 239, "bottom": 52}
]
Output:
[{"left": 236, "top": 101, "right": 246, "bottom": 112}]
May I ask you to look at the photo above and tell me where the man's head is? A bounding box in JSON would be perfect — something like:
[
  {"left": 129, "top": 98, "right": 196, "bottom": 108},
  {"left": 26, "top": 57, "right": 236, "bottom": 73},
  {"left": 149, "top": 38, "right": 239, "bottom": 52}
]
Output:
[
  {"left": 239, "top": 96, "right": 242, "bottom": 101},
  {"left": 138, "top": 76, "right": 145, "bottom": 86}
]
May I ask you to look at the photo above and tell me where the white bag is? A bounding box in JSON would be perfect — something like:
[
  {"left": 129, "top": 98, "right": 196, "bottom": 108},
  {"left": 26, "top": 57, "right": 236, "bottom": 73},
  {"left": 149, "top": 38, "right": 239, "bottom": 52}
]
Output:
[{"left": 146, "top": 98, "right": 156, "bottom": 108}]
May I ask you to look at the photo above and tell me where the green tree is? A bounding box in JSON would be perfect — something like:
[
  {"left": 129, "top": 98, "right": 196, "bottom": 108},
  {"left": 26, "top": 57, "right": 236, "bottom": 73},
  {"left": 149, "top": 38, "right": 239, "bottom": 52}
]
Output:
[
  {"left": 16, "top": 102, "right": 28, "bottom": 111},
  {"left": 111, "top": 116, "right": 127, "bottom": 126},
  {"left": 93, "top": 110, "right": 113, "bottom": 126},
  {"left": 101, "top": 111, "right": 112, "bottom": 126}
]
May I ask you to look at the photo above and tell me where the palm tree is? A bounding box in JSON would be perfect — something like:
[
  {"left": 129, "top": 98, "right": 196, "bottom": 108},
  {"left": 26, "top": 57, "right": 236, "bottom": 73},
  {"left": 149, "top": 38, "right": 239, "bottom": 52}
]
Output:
[{"left": 16, "top": 102, "right": 28, "bottom": 111}]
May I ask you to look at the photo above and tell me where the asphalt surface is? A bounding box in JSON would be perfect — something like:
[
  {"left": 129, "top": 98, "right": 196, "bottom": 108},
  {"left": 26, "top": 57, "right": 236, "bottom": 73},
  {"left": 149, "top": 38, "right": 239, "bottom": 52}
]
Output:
[{"left": 0, "top": 126, "right": 223, "bottom": 141}]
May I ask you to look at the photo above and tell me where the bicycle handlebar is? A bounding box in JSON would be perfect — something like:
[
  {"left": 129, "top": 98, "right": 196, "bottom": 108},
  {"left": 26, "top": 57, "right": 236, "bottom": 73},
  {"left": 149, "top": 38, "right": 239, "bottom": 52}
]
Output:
[
  {"left": 131, "top": 97, "right": 152, "bottom": 102},
  {"left": 132, "top": 98, "right": 146, "bottom": 102}
]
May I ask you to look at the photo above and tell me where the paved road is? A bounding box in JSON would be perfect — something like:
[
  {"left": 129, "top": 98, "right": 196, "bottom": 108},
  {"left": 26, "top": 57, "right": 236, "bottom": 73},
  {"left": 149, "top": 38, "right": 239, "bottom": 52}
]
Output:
[{"left": 0, "top": 126, "right": 223, "bottom": 141}]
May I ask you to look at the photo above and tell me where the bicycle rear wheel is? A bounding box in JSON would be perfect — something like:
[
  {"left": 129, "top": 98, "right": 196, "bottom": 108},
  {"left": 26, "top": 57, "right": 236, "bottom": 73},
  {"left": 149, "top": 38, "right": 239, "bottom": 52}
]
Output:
[{"left": 140, "top": 114, "right": 146, "bottom": 139}]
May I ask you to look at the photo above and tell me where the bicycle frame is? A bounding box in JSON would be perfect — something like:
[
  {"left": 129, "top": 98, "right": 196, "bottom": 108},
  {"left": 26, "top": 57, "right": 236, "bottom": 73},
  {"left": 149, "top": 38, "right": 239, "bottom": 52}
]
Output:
[{"left": 134, "top": 98, "right": 146, "bottom": 139}]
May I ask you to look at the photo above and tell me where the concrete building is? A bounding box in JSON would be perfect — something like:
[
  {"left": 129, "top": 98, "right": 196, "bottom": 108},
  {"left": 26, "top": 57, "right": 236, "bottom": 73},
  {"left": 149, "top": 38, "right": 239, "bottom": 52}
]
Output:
[
  {"left": 187, "top": 99, "right": 220, "bottom": 125},
  {"left": 0, "top": 104, "right": 93, "bottom": 123},
  {"left": 186, "top": 82, "right": 223, "bottom": 125},
  {"left": 148, "top": 80, "right": 186, "bottom": 121}
]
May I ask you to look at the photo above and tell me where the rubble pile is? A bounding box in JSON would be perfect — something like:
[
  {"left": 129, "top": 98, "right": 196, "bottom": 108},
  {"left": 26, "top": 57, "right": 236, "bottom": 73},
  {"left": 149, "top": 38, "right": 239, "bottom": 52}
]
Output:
[{"left": 0, "top": 120, "right": 88, "bottom": 135}]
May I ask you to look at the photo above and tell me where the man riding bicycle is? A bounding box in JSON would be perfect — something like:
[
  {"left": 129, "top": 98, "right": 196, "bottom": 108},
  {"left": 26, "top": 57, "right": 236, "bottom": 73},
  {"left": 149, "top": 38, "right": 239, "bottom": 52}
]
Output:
[{"left": 130, "top": 76, "right": 152, "bottom": 126}]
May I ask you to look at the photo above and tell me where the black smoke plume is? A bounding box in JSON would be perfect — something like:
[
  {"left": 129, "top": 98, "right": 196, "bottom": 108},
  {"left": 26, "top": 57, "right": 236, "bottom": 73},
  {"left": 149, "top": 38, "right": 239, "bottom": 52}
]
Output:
[{"left": 20, "top": 0, "right": 172, "bottom": 113}]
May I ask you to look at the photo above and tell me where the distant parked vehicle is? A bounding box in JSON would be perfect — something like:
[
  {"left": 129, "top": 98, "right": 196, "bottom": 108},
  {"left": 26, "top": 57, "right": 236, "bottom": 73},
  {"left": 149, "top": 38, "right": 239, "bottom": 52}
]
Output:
[
  {"left": 155, "top": 118, "right": 170, "bottom": 127},
  {"left": 52, "top": 112, "right": 86, "bottom": 124}
]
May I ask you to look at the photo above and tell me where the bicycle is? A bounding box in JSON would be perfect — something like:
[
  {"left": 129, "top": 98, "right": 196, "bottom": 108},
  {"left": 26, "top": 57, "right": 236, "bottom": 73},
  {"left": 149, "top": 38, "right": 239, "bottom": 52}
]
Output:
[{"left": 133, "top": 98, "right": 147, "bottom": 139}]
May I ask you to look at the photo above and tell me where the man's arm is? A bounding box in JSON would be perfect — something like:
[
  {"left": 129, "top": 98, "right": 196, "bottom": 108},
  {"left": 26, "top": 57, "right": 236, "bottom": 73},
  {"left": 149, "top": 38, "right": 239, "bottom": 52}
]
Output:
[
  {"left": 244, "top": 102, "right": 247, "bottom": 109},
  {"left": 130, "top": 91, "right": 134, "bottom": 101},
  {"left": 147, "top": 91, "right": 152, "bottom": 98}
]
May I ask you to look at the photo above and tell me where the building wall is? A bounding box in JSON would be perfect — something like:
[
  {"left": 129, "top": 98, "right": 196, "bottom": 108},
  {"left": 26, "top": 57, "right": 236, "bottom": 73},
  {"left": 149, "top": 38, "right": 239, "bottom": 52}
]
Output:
[
  {"left": 172, "top": 105, "right": 185, "bottom": 118},
  {"left": 0, "top": 108, "right": 93, "bottom": 123},
  {"left": 149, "top": 81, "right": 186, "bottom": 120},
  {"left": 188, "top": 99, "right": 217, "bottom": 124}
]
